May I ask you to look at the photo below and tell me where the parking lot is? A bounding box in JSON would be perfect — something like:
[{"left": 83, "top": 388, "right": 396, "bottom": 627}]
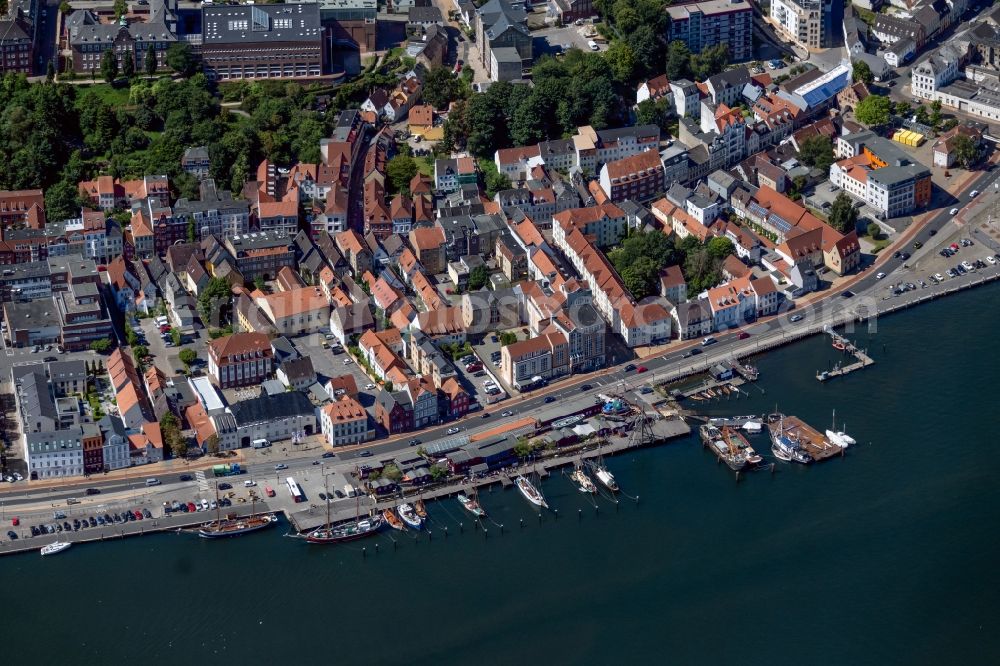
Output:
[{"left": 533, "top": 24, "right": 606, "bottom": 58}]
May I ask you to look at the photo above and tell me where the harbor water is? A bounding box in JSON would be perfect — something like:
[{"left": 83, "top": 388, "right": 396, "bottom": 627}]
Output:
[{"left": 6, "top": 284, "right": 1000, "bottom": 664}]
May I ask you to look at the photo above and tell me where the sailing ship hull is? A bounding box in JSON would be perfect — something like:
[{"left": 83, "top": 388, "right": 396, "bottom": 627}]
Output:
[
  {"left": 516, "top": 477, "right": 548, "bottom": 509},
  {"left": 457, "top": 494, "right": 486, "bottom": 518},
  {"left": 304, "top": 517, "right": 383, "bottom": 544},
  {"left": 197, "top": 514, "right": 277, "bottom": 538}
]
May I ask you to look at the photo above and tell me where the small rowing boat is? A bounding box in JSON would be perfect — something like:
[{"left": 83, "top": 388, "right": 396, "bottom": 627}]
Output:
[
  {"left": 383, "top": 508, "right": 406, "bottom": 531},
  {"left": 414, "top": 499, "right": 428, "bottom": 518}
]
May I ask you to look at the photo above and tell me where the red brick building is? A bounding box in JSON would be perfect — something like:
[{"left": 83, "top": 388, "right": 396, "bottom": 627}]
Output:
[{"left": 207, "top": 332, "right": 275, "bottom": 389}]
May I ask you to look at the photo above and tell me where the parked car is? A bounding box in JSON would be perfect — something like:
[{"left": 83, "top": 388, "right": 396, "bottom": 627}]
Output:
[
  {"left": 179, "top": 474, "right": 193, "bottom": 481},
  {"left": 737, "top": 331, "right": 751, "bottom": 339},
  {"left": 408, "top": 439, "right": 421, "bottom": 446},
  {"left": 274, "top": 463, "right": 288, "bottom": 470},
  {"left": 447, "top": 427, "right": 461, "bottom": 434},
  {"left": 322, "top": 451, "right": 336, "bottom": 458},
  {"left": 544, "top": 396, "right": 556, "bottom": 403},
  {"left": 789, "top": 314, "right": 804, "bottom": 322},
  {"left": 636, "top": 366, "right": 648, "bottom": 373},
  {"left": 501, "top": 410, "right": 513, "bottom": 417},
  {"left": 624, "top": 364, "right": 636, "bottom": 371},
  {"left": 218, "top": 483, "right": 232, "bottom": 490}
]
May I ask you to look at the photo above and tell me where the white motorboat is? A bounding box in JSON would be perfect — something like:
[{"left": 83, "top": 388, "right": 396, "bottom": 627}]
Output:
[
  {"left": 825, "top": 430, "right": 852, "bottom": 449},
  {"left": 593, "top": 466, "right": 619, "bottom": 492},
  {"left": 41, "top": 541, "right": 71, "bottom": 556},
  {"left": 515, "top": 475, "right": 548, "bottom": 509},
  {"left": 397, "top": 503, "right": 423, "bottom": 529}
]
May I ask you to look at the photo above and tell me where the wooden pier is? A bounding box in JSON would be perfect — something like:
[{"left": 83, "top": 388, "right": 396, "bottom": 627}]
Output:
[
  {"left": 286, "top": 417, "right": 691, "bottom": 532},
  {"left": 772, "top": 415, "right": 843, "bottom": 462},
  {"left": 816, "top": 329, "right": 874, "bottom": 382}
]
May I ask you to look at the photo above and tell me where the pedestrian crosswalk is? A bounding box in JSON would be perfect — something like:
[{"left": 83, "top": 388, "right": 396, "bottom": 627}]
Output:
[{"left": 195, "top": 470, "right": 209, "bottom": 494}]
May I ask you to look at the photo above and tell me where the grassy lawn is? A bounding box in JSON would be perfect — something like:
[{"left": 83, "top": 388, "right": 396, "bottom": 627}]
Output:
[
  {"left": 415, "top": 155, "right": 434, "bottom": 177},
  {"left": 75, "top": 82, "right": 131, "bottom": 107}
]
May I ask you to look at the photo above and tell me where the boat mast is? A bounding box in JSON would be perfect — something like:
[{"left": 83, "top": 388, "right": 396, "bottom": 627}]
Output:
[
  {"left": 325, "top": 475, "right": 331, "bottom": 532},
  {"left": 215, "top": 481, "right": 221, "bottom": 525}
]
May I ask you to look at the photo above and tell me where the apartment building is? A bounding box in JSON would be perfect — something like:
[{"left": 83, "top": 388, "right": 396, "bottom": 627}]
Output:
[
  {"left": 500, "top": 330, "right": 568, "bottom": 389},
  {"left": 208, "top": 332, "right": 274, "bottom": 389},
  {"left": 320, "top": 396, "right": 372, "bottom": 447},
  {"left": 598, "top": 150, "right": 665, "bottom": 203},
  {"left": 666, "top": 0, "right": 753, "bottom": 62},
  {"left": 769, "top": 0, "right": 834, "bottom": 49}
]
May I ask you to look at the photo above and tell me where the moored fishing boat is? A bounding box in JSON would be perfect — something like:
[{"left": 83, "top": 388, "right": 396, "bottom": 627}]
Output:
[
  {"left": 570, "top": 468, "right": 597, "bottom": 493},
  {"left": 414, "top": 499, "right": 428, "bottom": 518},
  {"left": 515, "top": 475, "right": 548, "bottom": 509},
  {"left": 41, "top": 541, "right": 71, "bottom": 556},
  {"left": 383, "top": 508, "right": 406, "bottom": 530},
  {"left": 397, "top": 503, "right": 423, "bottom": 529},
  {"left": 457, "top": 493, "right": 486, "bottom": 518}
]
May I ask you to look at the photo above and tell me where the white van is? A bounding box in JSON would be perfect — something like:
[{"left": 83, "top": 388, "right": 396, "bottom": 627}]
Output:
[
  {"left": 587, "top": 40, "right": 599, "bottom": 51},
  {"left": 145, "top": 478, "right": 161, "bottom": 487},
  {"left": 701, "top": 336, "right": 717, "bottom": 346},
  {"left": 252, "top": 438, "right": 270, "bottom": 449}
]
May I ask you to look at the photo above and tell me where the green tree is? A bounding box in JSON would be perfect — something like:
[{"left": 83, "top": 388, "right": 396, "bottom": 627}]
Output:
[
  {"left": 706, "top": 236, "right": 735, "bottom": 261},
  {"left": 797, "top": 134, "right": 835, "bottom": 172},
  {"left": 422, "top": 66, "right": 462, "bottom": 109},
  {"left": 44, "top": 180, "right": 82, "bottom": 222},
  {"left": 46, "top": 61, "right": 55, "bottom": 82},
  {"left": 122, "top": 50, "right": 135, "bottom": 79},
  {"left": 513, "top": 436, "right": 536, "bottom": 459},
  {"left": 828, "top": 192, "right": 859, "bottom": 234},
  {"left": 484, "top": 168, "right": 511, "bottom": 199},
  {"left": 100, "top": 49, "right": 118, "bottom": 84},
  {"left": 179, "top": 348, "right": 198, "bottom": 367},
  {"left": 689, "top": 43, "right": 729, "bottom": 81},
  {"left": 855, "top": 95, "right": 891, "bottom": 127},
  {"left": 382, "top": 464, "right": 402, "bottom": 482},
  {"left": 429, "top": 464, "right": 448, "bottom": 481},
  {"left": 171, "top": 328, "right": 182, "bottom": 347},
  {"left": 59, "top": 0, "right": 71, "bottom": 13},
  {"left": 852, "top": 59, "right": 873, "bottom": 85},
  {"left": 683, "top": 248, "right": 720, "bottom": 295},
  {"left": 161, "top": 412, "right": 187, "bottom": 458},
  {"left": 205, "top": 434, "right": 220, "bottom": 455},
  {"left": 665, "top": 40, "right": 691, "bottom": 80},
  {"left": 133, "top": 344, "right": 148, "bottom": 361},
  {"left": 113, "top": 0, "right": 126, "bottom": 18},
  {"left": 166, "top": 43, "right": 196, "bottom": 77},
  {"left": 145, "top": 44, "right": 157, "bottom": 76},
  {"left": 499, "top": 331, "right": 517, "bottom": 346},
  {"left": 89, "top": 338, "right": 112, "bottom": 353},
  {"left": 187, "top": 216, "right": 196, "bottom": 243},
  {"left": 951, "top": 133, "right": 979, "bottom": 169},
  {"left": 198, "top": 277, "right": 232, "bottom": 326},
  {"left": 468, "top": 264, "right": 490, "bottom": 290},
  {"left": 605, "top": 41, "right": 637, "bottom": 83},
  {"left": 386, "top": 154, "right": 418, "bottom": 194},
  {"left": 124, "top": 321, "right": 138, "bottom": 346}
]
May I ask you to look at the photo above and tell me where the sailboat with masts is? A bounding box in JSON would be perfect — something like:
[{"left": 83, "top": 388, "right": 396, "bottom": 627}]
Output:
[
  {"left": 299, "top": 479, "right": 383, "bottom": 544},
  {"left": 196, "top": 483, "right": 277, "bottom": 538}
]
